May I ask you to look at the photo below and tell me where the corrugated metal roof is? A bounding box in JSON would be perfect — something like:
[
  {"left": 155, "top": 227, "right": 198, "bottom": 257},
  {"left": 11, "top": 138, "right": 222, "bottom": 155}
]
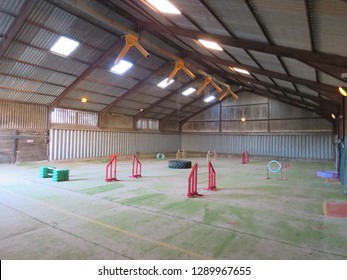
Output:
[
  {"left": 59, "top": 99, "right": 105, "bottom": 111},
  {"left": 177, "top": 0, "right": 229, "bottom": 36},
  {"left": 314, "top": 0, "right": 347, "bottom": 56},
  {"left": 281, "top": 58, "right": 316, "bottom": 81},
  {"left": 204, "top": 0, "right": 268, "bottom": 42},
  {"left": 318, "top": 72, "right": 347, "bottom": 88},
  {"left": 250, "top": 0, "right": 311, "bottom": 50},
  {"left": 115, "top": 99, "right": 149, "bottom": 110},
  {"left": 0, "top": 12, "right": 14, "bottom": 35},
  {"left": 0, "top": 0, "right": 342, "bottom": 122},
  {"left": 248, "top": 51, "right": 287, "bottom": 74},
  {"left": 27, "top": 94, "right": 56, "bottom": 105},
  {"left": 77, "top": 80, "right": 127, "bottom": 96},
  {"left": 272, "top": 79, "right": 296, "bottom": 91},
  {"left": 295, "top": 85, "right": 319, "bottom": 97},
  {"left": 36, "top": 84, "right": 65, "bottom": 96},
  {"left": 29, "top": 1, "right": 75, "bottom": 33},
  {"left": 67, "top": 90, "right": 116, "bottom": 104},
  {"left": 30, "top": 0, "right": 118, "bottom": 50},
  {"left": 0, "top": 0, "right": 25, "bottom": 15},
  {"left": 252, "top": 73, "right": 275, "bottom": 85},
  {"left": 46, "top": 72, "right": 76, "bottom": 86},
  {"left": 126, "top": 94, "right": 161, "bottom": 104},
  {"left": 109, "top": 107, "right": 139, "bottom": 116}
]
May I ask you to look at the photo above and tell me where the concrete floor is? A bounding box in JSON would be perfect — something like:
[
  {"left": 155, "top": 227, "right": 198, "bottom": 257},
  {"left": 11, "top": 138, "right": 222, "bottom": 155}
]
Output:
[{"left": 0, "top": 156, "right": 346, "bottom": 260}]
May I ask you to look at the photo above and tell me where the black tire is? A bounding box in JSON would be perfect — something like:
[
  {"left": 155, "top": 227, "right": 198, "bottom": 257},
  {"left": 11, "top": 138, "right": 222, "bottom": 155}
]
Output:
[{"left": 168, "top": 160, "right": 192, "bottom": 169}]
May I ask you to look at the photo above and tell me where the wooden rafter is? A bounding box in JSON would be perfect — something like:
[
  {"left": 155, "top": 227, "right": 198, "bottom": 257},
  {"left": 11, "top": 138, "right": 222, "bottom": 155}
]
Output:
[
  {"left": 140, "top": 22, "right": 347, "bottom": 68},
  {"left": 186, "top": 51, "right": 338, "bottom": 98}
]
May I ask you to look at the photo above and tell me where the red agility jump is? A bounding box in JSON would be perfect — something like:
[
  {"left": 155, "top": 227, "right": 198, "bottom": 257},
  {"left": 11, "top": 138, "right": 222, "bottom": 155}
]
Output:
[
  {"left": 204, "top": 161, "right": 217, "bottom": 191},
  {"left": 187, "top": 161, "right": 217, "bottom": 198},
  {"left": 187, "top": 163, "right": 201, "bottom": 198},
  {"left": 129, "top": 155, "right": 142, "bottom": 178},
  {"left": 105, "top": 153, "right": 120, "bottom": 182},
  {"left": 105, "top": 153, "right": 142, "bottom": 182}
]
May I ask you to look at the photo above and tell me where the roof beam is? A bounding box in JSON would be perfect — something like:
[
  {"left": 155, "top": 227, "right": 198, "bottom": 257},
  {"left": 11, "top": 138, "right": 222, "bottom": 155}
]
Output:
[
  {"left": 140, "top": 22, "right": 347, "bottom": 68},
  {"left": 186, "top": 51, "right": 338, "bottom": 97},
  {"left": 100, "top": 62, "right": 171, "bottom": 117},
  {"left": 231, "top": 74, "right": 339, "bottom": 106},
  {"left": 0, "top": 0, "right": 38, "bottom": 58},
  {"left": 192, "top": 57, "right": 339, "bottom": 105},
  {"left": 50, "top": 39, "right": 124, "bottom": 108}
]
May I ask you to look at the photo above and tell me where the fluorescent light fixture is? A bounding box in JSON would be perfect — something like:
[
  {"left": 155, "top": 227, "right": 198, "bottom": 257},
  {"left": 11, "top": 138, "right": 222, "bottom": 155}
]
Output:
[
  {"left": 231, "top": 67, "right": 250, "bottom": 75},
  {"left": 51, "top": 36, "right": 79, "bottom": 56},
  {"left": 157, "top": 78, "right": 174, "bottom": 89},
  {"left": 339, "top": 86, "right": 347, "bottom": 96},
  {"left": 81, "top": 98, "right": 87, "bottom": 103},
  {"left": 204, "top": 96, "right": 216, "bottom": 103},
  {"left": 241, "top": 117, "right": 246, "bottom": 122},
  {"left": 198, "top": 39, "right": 223, "bottom": 51},
  {"left": 182, "top": 87, "right": 196, "bottom": 96},
  {"left": 147, "top": 0, "right": 181, "bottom": 14},
  {"left": 331, "top": 114, "right": 336, "bottom": 119},
  {"left": 111, "top": 60, "right": 133, "bottom": 74}
]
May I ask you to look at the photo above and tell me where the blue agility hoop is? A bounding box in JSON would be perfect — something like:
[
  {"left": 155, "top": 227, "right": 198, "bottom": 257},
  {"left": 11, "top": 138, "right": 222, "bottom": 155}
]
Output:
[
  {"left": 267, "top": 160, "right": 282, "bottom": 173},
  {"left": 156, "top": 153, "right": 165, "bottom": 160}
]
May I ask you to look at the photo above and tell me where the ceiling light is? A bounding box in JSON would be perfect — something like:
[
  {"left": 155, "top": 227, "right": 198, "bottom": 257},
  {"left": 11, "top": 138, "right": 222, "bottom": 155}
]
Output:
[
  {"left": 111, "top": 60, "right": 133, "bottom": 74},
  {"left": 147, "top": 0, "right": 181, "bottom": 14},
  {"left": 204, "top": 96, "right": 216, "bottom": 103},
  {"left": 339, "top": 86, "right": 347, "bottom": 96},
  {"left": 231, "top": 67, "right": 250, "bottom": 75},
  {"left": 50, "top": 36, "right": 79, "bottom": 56},
  {"left": 197, "top": 39, "right": 223, "bottom": 51},
  {"left": 331, "top": 114, "right": 336, "bottom": 119},
  {"left": 241, "top": 117, "right": 246, "bottom": 122},
  {"left": 182, "top": 87, "right": 196, "bottom": 96},
  {"left": 81, "top": 98, "right": 87, "bottom": 103},
  {"left": 157, "top": 78, "right": 174, "bottom": 89}
]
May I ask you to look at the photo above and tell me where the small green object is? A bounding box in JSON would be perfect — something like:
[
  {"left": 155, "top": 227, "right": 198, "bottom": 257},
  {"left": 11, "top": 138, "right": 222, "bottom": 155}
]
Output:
[
  {"left": 52, "top": 169, "right": 69, "bottom": 182},
  {"left": 40, "top": 166, "right": 55, "bottom": 178}
]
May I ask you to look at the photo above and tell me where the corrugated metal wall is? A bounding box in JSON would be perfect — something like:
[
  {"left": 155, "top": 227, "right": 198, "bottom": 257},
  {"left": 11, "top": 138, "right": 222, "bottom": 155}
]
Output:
[
  {"left": 0, "top": 102, "right": 48, "bottom": 129},
  {"left": 49, "top": 129, "right": 181, "bottom": 160},
  {"left": 182, "top": 133, "right": 333, "bottom": 160}
]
